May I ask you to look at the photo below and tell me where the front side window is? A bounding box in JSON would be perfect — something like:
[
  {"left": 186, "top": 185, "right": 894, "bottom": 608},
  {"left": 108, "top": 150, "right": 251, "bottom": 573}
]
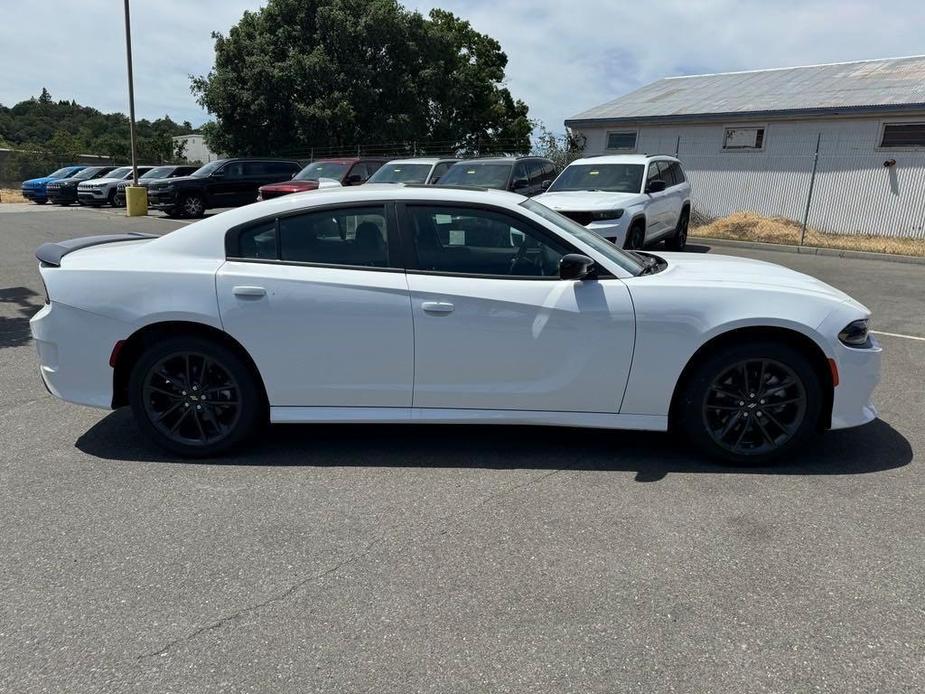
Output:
[
  {"left": 191, "top": 160, "right": 224, "bottom": 177},
  {"left": 221, "top": 162, "right": 246, "bottom": 178},
  {"left": 438, "top": 163, "right": 513, "bottom": 189},
  {"left": 236, "top": 206, "right": 390, "bottom": 268},
  {"left": 548, "top": 164, "right": 645, "bottom": 193},
  {"left": 406, "top": 205, "right": 569, "bottom": 277},
  {"left": 606, "top": 131, "right": 637, "bottom": 151}
]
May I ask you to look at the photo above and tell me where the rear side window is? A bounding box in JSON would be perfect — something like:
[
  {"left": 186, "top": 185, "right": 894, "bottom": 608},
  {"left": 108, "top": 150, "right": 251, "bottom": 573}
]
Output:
[
  {"left": 527, "top": 160, "right": 545, "bottom": 186},
  {"left": 235, "top": 205, "right": 390, "bottom": 268},
  {"left": 266, "top": 161, "right": 297, "bottom": 175}
]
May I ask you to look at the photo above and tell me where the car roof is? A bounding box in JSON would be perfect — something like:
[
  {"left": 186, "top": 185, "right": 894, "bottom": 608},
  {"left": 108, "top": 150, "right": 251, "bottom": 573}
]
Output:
[
  {"left": 381, "top": 157, "right": 458, "bottom": 165},
  {"left": 569, "top": 154, "right": 680, "bottom": 166},
  {"left": 458, "top": 156, "right": 550, "bottom": 164}
]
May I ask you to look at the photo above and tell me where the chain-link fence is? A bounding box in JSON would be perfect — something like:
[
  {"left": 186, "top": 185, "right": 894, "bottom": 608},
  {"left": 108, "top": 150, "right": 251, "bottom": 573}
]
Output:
[{"left": 667, "top": 132, "right": 925, "bottom": 240}]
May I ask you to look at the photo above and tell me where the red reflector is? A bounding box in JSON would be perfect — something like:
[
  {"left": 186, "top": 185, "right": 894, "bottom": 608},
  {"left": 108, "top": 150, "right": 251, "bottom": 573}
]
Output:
[
  {"left": 109, "top": 340, "right": 126, "bottom": 368},
  {"left": 828, "top": 358, "right": 839, "bottom": 387}
]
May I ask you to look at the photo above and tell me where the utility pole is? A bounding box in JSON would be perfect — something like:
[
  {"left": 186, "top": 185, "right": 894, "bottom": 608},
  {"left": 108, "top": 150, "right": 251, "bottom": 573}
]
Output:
[{"left": 123, "top": 0, "right": 138, "bottom": 185}]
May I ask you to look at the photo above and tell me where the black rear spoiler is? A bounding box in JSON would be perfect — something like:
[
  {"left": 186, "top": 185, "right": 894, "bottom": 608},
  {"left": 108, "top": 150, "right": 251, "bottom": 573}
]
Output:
[{"left": 35, "top": 233, "right": 156, "bottom": 267}]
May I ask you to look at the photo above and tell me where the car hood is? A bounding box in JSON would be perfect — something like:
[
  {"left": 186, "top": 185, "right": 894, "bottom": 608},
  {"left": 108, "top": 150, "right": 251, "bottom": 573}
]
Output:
[
  {"left": 23, "top": 177, "right": 59, "bottom": 187},
  {"left": 654, "top": 251, "right": 865, "bottom": 309},
  {"left": 534, "top": 190, "right": 645, "bottom": 210},
  {"left": 78, "top": 177, "right": 123, "bottom": 186}
]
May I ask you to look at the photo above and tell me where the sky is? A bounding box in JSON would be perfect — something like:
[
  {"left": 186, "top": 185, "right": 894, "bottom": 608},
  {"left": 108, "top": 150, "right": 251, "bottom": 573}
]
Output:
[{"left": 2, "top": 0, "right": 925, "bottom": 133}]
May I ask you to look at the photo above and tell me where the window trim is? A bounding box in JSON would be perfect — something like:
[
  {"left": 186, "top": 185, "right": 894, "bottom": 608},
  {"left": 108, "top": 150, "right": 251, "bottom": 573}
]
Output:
[
  {"left": 224, "top": 199, "right": 403, "bottom": 272},
  {"left": 395, "top": 200, "right": 612, "bottom": 280},
  {"left": 605, "top": 130, "right": 638, "bottom": 152},
  {"left": 877, "top": 119, "right": 925, "bottom": 150},
  {"left": 721, "top": 124, "right": 767, "bottom": 152}
]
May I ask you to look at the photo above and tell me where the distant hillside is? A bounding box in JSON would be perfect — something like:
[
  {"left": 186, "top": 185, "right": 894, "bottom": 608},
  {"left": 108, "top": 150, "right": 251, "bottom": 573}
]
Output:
[{"left": 0, "top": 88, "right": 195, "bottom": 164}]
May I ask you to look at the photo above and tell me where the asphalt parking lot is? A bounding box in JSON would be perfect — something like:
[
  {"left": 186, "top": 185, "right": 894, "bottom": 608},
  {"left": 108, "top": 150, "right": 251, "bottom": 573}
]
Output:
[{"left": 0, "top": 203, "right": 922, "bottom": 693}]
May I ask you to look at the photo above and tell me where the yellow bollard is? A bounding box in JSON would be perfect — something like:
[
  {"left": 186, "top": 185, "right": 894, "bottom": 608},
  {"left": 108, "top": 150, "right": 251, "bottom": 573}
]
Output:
[{"left": 125, "top": 185, "right": 148, "bottom": 216}]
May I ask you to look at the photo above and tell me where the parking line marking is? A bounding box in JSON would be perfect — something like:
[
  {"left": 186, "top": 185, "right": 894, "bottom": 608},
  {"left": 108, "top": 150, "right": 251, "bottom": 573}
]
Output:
[{"left": 872, "top": 330, "right": 925, "bottom": 342}]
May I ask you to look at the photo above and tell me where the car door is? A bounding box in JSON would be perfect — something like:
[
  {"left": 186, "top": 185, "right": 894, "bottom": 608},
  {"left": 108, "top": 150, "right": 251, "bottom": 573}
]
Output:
[
  {"left": 217, "top": 202, "right": 414, "bottom": 408},
  {"left": 208, "top": 161, "right": 247, "bottom": 207},
  {"left": 399, "top": 203, "right": 635, "bottom": 413},
  {"left": 643, "top": 161, "right": 671, "bottom": 241},
  {"left": 657, "top": 161, "right": 684, "bottom": 238}
]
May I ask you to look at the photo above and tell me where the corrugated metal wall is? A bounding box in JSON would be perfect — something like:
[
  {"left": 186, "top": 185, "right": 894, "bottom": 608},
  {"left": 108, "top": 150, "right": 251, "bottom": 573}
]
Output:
[{"left": 575, "top": 118, "right": 925, "bottom": 238}]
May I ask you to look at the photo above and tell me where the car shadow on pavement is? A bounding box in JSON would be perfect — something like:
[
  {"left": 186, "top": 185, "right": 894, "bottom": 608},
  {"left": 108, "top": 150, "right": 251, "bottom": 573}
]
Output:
[
  {"left": 0, "top": 286, "right": 42, "bottom": 349},
  {"left": 75, "top": 410, "right": 911, "bottom": 482}
]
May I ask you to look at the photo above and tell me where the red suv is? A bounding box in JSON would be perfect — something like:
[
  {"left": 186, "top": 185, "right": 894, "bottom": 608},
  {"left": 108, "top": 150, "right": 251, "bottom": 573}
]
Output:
[{"left": 258, "top": 158, "right": 387, "bottom": 200}]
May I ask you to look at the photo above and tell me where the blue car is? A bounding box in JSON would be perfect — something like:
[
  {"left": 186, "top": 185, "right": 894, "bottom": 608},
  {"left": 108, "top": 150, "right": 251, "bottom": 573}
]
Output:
[{"left": 21, "top": 166, "right": 87, "bottom": 204}]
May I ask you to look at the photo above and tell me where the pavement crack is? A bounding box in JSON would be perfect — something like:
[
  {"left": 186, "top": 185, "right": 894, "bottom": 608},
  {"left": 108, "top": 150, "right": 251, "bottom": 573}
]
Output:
[{"left": 136, "top": 534, "right": 385, "bottom": 662}]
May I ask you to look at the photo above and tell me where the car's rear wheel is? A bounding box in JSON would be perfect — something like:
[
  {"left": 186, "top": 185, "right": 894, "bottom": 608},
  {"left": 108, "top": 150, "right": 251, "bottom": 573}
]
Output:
[
  {"left": 128, "top": 336, "right": 264, "bottom": 457},
  {"left": 35, "top": 199, "right": 48, "bottom": 205},
  {"left": 624, "top": 222, "right": 645, "bottom": 250},
  {"left": 678, "top": 341, "right": 822, "bottom": 464},
  {"left": 665, "top": 208, "right": 689, "bottom": 251},
  {"left": 181, "top": 193, "right": 205, "bottom": 218}
]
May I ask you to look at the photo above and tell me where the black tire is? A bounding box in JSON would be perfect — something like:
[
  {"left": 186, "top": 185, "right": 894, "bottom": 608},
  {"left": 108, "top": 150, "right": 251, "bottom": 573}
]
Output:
[
  {"left": 665, "top": 207, "right": 689, "bottom": 251},
  {"left": 128, "top": 336, "right": 264, "bottom": 457},
  {"left": 107, "top": 189, "right": 118, "bottom": 207},
  {"left": 35, "top": 199, "right": 48, "bottom": 205},
  {"left": 624, "top": 222, "right": 646, "bottom": 250},
  {"left": 678, "top": 340, "right": 822, "bottom": 465},
  {"left": 180, "top": 193, "right": 205, "bottom": 218}
]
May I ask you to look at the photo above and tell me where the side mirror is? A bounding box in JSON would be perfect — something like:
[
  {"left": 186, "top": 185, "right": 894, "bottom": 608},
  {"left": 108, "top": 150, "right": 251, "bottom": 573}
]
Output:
[
  {"left": 345, "top": 173, "right": 364, "bottom": 185},
  {"left": 559, "top": 253, "right": 596, "bottom": 281},
  {"left": 541, "top": 179, "right": 552, "bottom": 190},
  {"left": 512, "top": 178, "right": 529, "bottom": 190},
  {"left": 646, "top": 179, "right": 666, "bottom": 193}
]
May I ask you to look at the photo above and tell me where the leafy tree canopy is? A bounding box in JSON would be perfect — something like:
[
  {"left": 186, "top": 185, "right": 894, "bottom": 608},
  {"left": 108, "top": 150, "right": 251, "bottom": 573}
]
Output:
[
  {"left": 192, "top": 0, "right": 532, "bottom": 157},
  {"left": 0, "top": 88, "right": 195, "bottom": 163}
]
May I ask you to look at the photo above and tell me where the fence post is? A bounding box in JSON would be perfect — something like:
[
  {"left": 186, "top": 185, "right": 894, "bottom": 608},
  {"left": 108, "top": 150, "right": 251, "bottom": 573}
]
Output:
[
  {"left": 800, "top": 132, "right": 822, "bottom": 245},
  {"left": 675, "top": 135, "right": 680, "bottom": 156}
]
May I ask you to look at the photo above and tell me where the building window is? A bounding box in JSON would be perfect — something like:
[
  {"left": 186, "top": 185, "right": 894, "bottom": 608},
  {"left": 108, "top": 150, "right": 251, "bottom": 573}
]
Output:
[
  {"left": 880, "top": 122, "right": 925, "bottom": 148},
  {"left": 606, "top": 131, "right": 637, "bottom": 151},
  {"left": 722, "top": 127, "right": 765, "bottom": 150}
]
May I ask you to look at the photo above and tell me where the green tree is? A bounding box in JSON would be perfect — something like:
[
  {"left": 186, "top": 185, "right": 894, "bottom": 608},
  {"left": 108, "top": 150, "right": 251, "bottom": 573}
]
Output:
[
  {"left": 191, "top": 0, "right": 531, "bottom": 156},
  {"left": 46, "top": 129, "right": 84, "bottom": 162},
  {"left": 532, "top": 125, "right": 587, "bottom": 170}
]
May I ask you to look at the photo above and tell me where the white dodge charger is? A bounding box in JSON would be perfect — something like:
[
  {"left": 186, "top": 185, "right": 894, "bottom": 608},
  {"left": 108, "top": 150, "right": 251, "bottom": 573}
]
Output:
[{"left": 31, "top": 186, "right": 880, "bottom": 463}]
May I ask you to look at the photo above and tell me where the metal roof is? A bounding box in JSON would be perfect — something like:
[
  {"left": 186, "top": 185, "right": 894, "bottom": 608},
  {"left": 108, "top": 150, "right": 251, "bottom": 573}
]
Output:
[{"left": 566, "top": 55, "right": 925, "bottom": 126}]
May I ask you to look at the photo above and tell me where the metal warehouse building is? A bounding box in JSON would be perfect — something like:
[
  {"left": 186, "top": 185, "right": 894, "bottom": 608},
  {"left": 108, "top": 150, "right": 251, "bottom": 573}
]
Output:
[{"left": 565, "top": 56, "right": 925, "bottom": 238}]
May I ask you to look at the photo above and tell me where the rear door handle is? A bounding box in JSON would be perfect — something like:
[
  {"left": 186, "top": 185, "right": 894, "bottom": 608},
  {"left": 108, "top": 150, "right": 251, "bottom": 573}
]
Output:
[
  {"left": 233, "top": 285, "right": 267, "bottom": 297},
  {"left": 421, "top": 301, "right": 454, "bottom": 314}
]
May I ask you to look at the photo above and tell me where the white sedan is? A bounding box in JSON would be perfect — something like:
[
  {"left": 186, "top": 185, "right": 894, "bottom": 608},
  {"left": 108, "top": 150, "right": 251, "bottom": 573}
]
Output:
[{"left": 31, "top": 186, "right": 880, "bottom": 463}]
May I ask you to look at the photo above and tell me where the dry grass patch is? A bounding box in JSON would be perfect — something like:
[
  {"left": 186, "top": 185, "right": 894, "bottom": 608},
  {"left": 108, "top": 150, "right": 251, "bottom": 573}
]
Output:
[
  {"left": 0, "top": 187, "right": 27, "bottom": 203},
  {"left": 692, "top": 211, "right": 925, "bottom": 257}
]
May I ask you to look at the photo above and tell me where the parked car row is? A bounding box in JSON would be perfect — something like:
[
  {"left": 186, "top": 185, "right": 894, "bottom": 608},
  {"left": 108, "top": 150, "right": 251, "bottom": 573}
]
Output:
[{"left": 24, "top": 151, "right": 693, "bottom": 250}]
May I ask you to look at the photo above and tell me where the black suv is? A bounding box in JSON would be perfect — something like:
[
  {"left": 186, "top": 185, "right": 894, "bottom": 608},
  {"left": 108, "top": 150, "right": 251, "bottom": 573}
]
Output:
[
  {"left": 46, "top": 166, "right": 116, "bottom": 206},
  {"left": 438, "top": 156, "right": 557, "bottom": 197},
  {"left": 147, "top": 158, "right": 301, "bottom": 218},
  {"left": 114, "top": 164, "right": 199, "bottom": 206}
]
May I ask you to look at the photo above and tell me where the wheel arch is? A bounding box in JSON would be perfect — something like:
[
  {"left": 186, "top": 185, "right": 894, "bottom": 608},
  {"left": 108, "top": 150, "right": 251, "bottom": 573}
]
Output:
[
  {"left": 111, "top": 320, "right": 268, "bottom": 410},
  {"left": 667, "top": 325, "right": 834, "bottom": 432}
]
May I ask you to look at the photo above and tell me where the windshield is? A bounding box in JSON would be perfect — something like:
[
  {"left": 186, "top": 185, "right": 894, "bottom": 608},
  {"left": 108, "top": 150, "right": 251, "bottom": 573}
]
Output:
[
  {"left": 47, "top": 167, "right": 73, "bottom": 179},
  {"left": 104, "top": 167, "right": 132, "bottom": 180},
  {"left": 190, "top": 160, "right": 224, "bottom": 177},
  {"left": 294, "top": 161, "right": 350, "bottom": 181},
  {"left": 73, "top": 167, "right": 109, "bottom": 180},
  {"left": 548, "top": 164, "right": 645, "bottom": 193},
  {"left": 141, "top": 166, "right": 174, "bottom": 179},
  {"left": 520, "top": 199, "right": 645, "bottom": 275},
  {"left": 439, "top": 162, "right": 512, "bottom": 189},
  {"left": 367, "top": 163, "right": 431, "bottom": 184}
]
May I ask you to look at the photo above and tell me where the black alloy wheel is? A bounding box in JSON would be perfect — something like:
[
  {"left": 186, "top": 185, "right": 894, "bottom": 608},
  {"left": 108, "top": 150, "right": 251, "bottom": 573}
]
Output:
[
  {"left": 624, "top": 223, "right": 645, "bottom": 250},
  {"left": 129, "top": 337, "right": 263, "bottom": 457},
  {"left": 702, "top": 358, "right": 806, "bottom": 457},
  {"left": 680, "top": 341, "right": 822, "bottom": 464}
]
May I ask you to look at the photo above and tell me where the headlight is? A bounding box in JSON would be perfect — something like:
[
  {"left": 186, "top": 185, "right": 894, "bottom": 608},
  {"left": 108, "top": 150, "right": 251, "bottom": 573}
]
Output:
[
  {"left": 838, "top": 319, "right": 870, "bottom": 346},
  {"left": 592, "top": 209, "right": 624, "bottom": 221}
]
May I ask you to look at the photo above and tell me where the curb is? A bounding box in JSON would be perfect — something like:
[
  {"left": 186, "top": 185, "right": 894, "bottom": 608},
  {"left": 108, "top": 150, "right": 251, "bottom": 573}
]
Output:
[{"left": 693, "top": 236, "right": 925, "bottom": 266}]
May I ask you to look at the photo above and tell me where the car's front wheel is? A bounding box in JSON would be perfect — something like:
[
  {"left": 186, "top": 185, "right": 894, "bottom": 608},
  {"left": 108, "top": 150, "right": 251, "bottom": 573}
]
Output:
[
  {"left": 624, "top": 222, "right": 646, "bottom": 250},
  {"left": 678, "top": 340, "right": 822, "bottom": 464},
  {"left": 128, "top": 336, "right": 264, "bottom": 457},
  {"left": 35, "top": 199, "right": 48, "bottom": 205},
  {"left": 181, "top": 193, "right": 205, "bottom": 218}
]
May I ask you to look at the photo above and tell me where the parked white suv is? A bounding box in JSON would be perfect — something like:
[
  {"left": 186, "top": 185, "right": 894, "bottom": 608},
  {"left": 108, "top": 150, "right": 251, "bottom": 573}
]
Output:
[
  {"left": 534, "top": 155, "right": 691, "bottom": 250},
  {"left": 77, "top": 166, "right": 153, "bottom": 207}
]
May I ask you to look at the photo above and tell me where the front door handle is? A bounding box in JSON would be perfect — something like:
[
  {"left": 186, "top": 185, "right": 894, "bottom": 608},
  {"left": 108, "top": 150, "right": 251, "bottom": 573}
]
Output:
[
  {"left": 421, "top": 301, "right": 454, "bottom": 314},
  {"left": 233, "top": 285, "right": 267, "bottom": 297}
]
